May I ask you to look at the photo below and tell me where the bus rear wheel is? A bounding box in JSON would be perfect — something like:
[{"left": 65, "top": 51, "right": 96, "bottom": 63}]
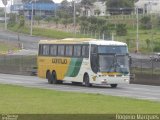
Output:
[
  {"left": 46, "top": 71, "right": 53, "bottom": 84},
  {"left": 110, "top": 84, "right": 118, "bottom": 88},
  {"left": 51, "top": 72, "right": 58, "bottom": 84},
  {"left": 84, "top": 74, "right": 92, "bottom": 87}
]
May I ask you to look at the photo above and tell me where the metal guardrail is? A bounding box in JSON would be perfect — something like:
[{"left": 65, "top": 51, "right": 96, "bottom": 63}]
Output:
[{"left": 0, "top": 55, "right": 37, "bottom": 75}]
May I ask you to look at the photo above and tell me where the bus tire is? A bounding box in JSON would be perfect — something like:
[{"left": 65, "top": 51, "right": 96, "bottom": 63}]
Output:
[
  {"left": 110, "top": 84, "right": 117, "bottom": 88},
  {"left": 84, "top": 74, "right": 92, "bottom": 87},
  {"left": 51, "top": 71, "right": 58, "bottom": 84},
  {"left": 46, "top": 71, "right": 53, "bottom": 84}
]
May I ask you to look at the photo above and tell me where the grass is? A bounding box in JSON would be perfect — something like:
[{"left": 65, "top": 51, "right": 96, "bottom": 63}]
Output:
[
  {"left": 8, "top": 24, "right": 89, "bottom": 39},
  {"left": 0, "top": 84, "right": 159, "bottom": 114},
  {"left": 0, "top": 41, "right": 19, "bottom": 54},
  {"left": 8, "top": 23, "right": 160, "bottom": 53}
]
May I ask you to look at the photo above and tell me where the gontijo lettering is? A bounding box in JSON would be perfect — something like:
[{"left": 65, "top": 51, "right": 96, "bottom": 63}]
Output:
[{"left": 52, "top": 59, "right": 67, "bottom": 64}]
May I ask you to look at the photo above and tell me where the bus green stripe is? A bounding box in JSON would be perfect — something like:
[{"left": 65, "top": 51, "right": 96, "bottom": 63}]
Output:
[{"left": 65, "top": 58, "right": 83, "bottom": 77}]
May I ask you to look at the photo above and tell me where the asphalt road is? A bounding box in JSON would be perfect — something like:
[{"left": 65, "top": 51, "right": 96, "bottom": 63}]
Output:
[
  {"left": 0, "top": 29, "right": 51, "bottom": 50},
  {"left": 0, "top": 74, "right": 159, "bottom": 102}
]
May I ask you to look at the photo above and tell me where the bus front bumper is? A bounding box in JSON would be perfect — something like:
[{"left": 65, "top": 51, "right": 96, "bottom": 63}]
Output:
[{"left": 94, "top": 76, "right": 130, "bottom": 85}]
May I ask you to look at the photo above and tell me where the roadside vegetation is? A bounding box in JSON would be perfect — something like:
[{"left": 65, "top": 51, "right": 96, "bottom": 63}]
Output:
[
  {"left": 0, "top": 41, "right": 19, "bottom": 54},
  {"left": 7, "top": 12, "right": 160, "bottom": 53},
  {"left": 5, "top": 0, "right": 160, "bottom": 53},
  {"left": 0, "top": 84, "right": 159, "bottom": 114},
  {"left": 8, "top": 24, "right": 89, "bottom": 39}
]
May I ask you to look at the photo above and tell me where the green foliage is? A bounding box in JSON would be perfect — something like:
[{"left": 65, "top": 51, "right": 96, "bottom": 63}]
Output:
[
  {"left": 58, "top": 0, "right": 73, "bottom": 18},
  {"left": 116, "top": 24, "right": 127, "bottom": 36},
  {"left": 145, "top": 39, "right": 150, "bottom": 49},
  {"left": 153, "top": 41, "right": 160, "bottom": 52},
  {"left": 61, "top": 18, "right": 72, "bottom": 28},
  {"left": 80, "top": 21, "right": 89, "bottom": 31},
  {"left": 140, "top": 16, "right": 152, "bottom": 29},
  {"left": 126, "top": 38, "right": 130, "bottom": 47},
  {"left": 19, "top": 15, "right": 25, "bottom": 28},
  {"left": 44, "top": 16, "right": 53, "bottom": 23},
  {"left": 57, "top": 10, "right": 70, "bottom": 19},
  {"left": 53, "top": 17, "right": 60, "bottom": 28},
  {"left": 61, "top": 0, "right": 69, "bottom": 9},
  {"left": 8, "top": 24, "right": 89, "bottom": 39},
  {"left": 7, "top": 13, "right": 16, "bottom": 27},
  {"left": 34, "top": 16, "right": 42, "bottom": 25},
  {"left": 97, "top": 18, "right": 106, "bottom": 27},
  {"left": 0, "top": 41, "right": 19, "bottom": 53},
  {"left": 88, "top": 23, "right": 97, "bottom": 32}
]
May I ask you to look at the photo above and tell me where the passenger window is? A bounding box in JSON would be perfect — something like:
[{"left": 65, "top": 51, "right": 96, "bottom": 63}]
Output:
[
  {"left": 66, "top": 45, "right": 73, "bottom": 56},
  {"left": 50, "top": 45, "right": 57, "bottom": 56},
  {"left": 42, "top": 45, "right": 49, "bottom": 56},
  {"left": 74, "top": 45, "right": 81, "bottom": 57},
  {"left": 58, "top": 45, "right": 65, "bottom": 56},
  {"left": 82, "top": 45, "right": 89, "bottom": 58}
]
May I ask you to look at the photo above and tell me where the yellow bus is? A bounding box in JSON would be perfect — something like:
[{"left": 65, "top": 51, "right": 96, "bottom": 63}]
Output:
[{"left": 38, "top": 38, "right": 130, "bottom": 88}]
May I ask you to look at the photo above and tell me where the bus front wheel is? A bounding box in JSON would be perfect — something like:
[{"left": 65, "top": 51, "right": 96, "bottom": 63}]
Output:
[
  {"left": 110, "top": 84, "right": 118, "bottom": 88},
  {"left": 84, "top": 74, "right": 92, "bottom": 87}
]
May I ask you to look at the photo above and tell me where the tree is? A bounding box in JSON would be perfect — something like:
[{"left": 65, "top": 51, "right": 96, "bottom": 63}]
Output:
[
  {"left": 60, "top": 0, "right": 69, "bottom": 10},
  {"left": 106, "top": 0, "right": 134, "bottom": 15},
  {"left": 44, "top": 16, "right": 52, "bottom": 23},
  {"left": 34, "top": 16, "right": 41, "bottom": 25},
  {"left": 145, "top": 39, "right": 150, "bottom": 49},
  {"left": 53, "top": 17, "right": 60, "bottom": 28},
  {"left": 19, "top": 15, "right": 25, "bottom": 28},
  {"left": 116, "top": 24, "right": 127, "bottom": 36},
  {"left": 8, "top": 13, "right": 16, "bottom": 27},
  {"left": 140, "top": 16, "right": 152, "bottom": 30},
  {"left": 80, "top": 21, "right": 89, "bottom": 32}
]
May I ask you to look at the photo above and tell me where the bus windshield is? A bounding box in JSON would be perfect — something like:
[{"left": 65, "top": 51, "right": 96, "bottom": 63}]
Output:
[
  {"left": 90, "top": 45, "right": 129, "bottom": 74},
  {"left": 99, "top": 54, "right": 129, "bottom": 74}
]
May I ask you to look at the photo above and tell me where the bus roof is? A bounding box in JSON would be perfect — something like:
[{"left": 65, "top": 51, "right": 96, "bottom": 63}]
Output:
[{"left": 39, "top": 38, "right": 127, "bottom": 46}]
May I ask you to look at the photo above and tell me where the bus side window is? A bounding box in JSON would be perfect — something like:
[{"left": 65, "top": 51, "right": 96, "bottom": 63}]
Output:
[
  {"left": 38, "top": 45, "right": 43, "bottom": 55},
  {"left": 73, "top": 45, "right": 81, "bottom": 57},
  {"left": 82, "top": 45, "right": 89, "bottom": 58},
  {"left": 65, "top": 45, "right": 73, "bottom": 57},
  {"left": 50, "top": 45, "right": 57, "bottom": 56},
  {"left": 58, "top": 45, "right": 65, "bottom": 56},
  {"left": 42, "top": 45, "right": 50, "bottom": 56}
]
